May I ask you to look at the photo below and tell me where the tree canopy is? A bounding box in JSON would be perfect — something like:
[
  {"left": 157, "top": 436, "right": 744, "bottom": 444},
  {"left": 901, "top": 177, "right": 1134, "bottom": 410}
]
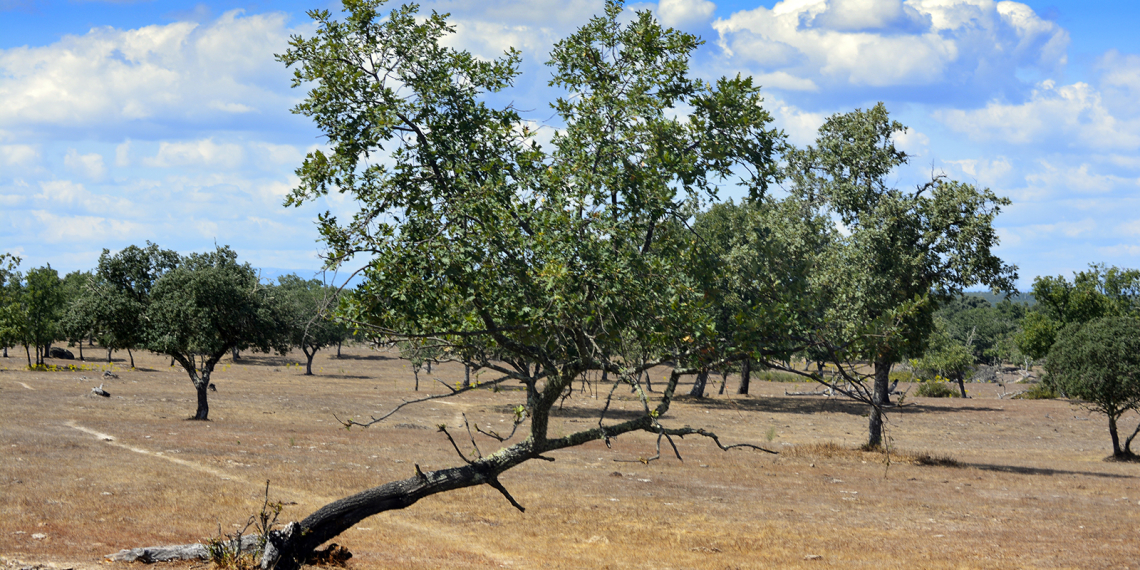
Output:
[
  {"left": 145, "top": 246, "right": 289, "bottom": 420},
  {"left": 268, "top": 0, "right": 785, "bottom": 565},
  {"left": 784, "top": 103, "right": 1018, "bottom": 447},
  {"left": 1046, "top": 316, "right": 1140, "bottom": 459}
]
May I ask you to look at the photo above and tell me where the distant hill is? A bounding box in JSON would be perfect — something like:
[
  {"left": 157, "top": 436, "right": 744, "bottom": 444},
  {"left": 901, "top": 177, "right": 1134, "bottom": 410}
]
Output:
[{"left": 963, "top": 290, "right": 1036, "bottom": 306}]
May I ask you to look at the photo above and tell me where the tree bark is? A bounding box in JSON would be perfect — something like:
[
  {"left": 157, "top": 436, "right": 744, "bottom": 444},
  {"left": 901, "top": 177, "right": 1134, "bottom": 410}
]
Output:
[
  {"left": 1109, "top": 413, "right": 1122, "bottom": 458},
  {"left": 688, "top": 368, "right": 709, "bottom": 398},
  {"left": 261, "top": 443, "right": 535, "bottom": 570},
  {"left": 303, "top": 346, "right": 315, "bottom": 376},
  {"left": 737, "top": 359, "right": 751, "bottom": 395},
  {"left": 867, "top": 359, "right": 891, "bottom": 449},
  {"left": 463, "top": 364, "right": 471, "bottom": 388},
  {"left": 956, "top": 374, "right": 968, "bottom": 398},
  {"left": 107, "top": 348, "right": 113, "bottom": 363},
  {"left": 194, "top": 379, "right": 210, "bottom": 420},
  {"left": 717, "top": 370, "right": 728, "bottom": 395},
  {"left": 232, "top": 347, "right": 241, "bottom": 361},
  {"left": 128, "top": 348, "right": 135, "bottom": 369},
  {"left": 24, "top": 344, "right": 32, "bottom": 368}
]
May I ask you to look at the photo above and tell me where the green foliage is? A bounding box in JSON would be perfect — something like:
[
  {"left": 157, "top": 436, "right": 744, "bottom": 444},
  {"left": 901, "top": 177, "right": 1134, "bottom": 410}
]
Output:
[
  {"left": 0, "top": 253, "right": 23, "bottom": 354},
  {"left": 1013, "top": 383, "right": 1058, "bottom": 400},
  {"left": 279, "top": 0, "right": 782, "bottom": 404},
  {"left": 1046, "top": 317, "right": 1140, "bottom": 458},
  {"left": 1017, "top": 264, "right": 1140, "bottom": 361},
  {"left": 783, "top": 102, "right": 1017, "bottom": 446},
  {"left": 935, "top": 295, "right": 1027, "bottom": 365},
  {"left": 909, "top": 319, "right": 974, "bottom": 382},
  {"left": 275, "top": 274, "right": 349, "bottom": 375},
  {"left": 145, "top": 246, "right": 289, "bottom": 420},
  {"left": 915, "top": 381, "right": 959, "bottom": 398}
]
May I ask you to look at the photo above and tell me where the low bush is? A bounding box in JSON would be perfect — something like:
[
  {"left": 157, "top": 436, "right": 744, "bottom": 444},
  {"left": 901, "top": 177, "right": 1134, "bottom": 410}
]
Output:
[
  {"left": 1014, "top": 382, "right": 1058, "bottom": 400},
  {"left": 915, "top": 382, "right": 958, "bottom": 398}
]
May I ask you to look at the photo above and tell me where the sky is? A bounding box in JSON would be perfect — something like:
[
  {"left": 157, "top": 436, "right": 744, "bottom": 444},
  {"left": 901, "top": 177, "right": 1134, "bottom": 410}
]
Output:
[{"left": 2, "top": 0, "right": 1139, "bottom": 290}]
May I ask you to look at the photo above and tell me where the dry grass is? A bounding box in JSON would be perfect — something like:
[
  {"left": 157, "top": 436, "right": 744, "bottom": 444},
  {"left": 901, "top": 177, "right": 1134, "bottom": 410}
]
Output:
[{"left": 2, "top": 346, "right": 1139, "bottom": 569}]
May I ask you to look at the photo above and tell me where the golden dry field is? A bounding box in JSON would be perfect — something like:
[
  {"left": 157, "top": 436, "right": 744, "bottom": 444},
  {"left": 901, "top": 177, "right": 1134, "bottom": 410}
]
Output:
[{"left": 2, "top": 346, "right": 1138, "bottom": 570}]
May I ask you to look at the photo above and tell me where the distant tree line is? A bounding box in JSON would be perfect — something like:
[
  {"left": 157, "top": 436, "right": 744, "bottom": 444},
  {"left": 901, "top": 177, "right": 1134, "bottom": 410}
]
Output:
[{"left": 0, "top": 244, "right": 350, "bottom": 420}]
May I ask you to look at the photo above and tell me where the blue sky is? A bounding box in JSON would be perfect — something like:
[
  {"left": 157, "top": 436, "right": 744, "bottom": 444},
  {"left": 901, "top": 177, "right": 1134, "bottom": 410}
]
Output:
[{"left": 2, "top": 0, "right": 1139, "bottom": 290}]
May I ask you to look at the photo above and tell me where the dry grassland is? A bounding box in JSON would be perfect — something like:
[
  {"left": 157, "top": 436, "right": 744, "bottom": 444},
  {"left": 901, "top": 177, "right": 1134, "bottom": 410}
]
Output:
[{"left": 2, "top": 346, "right": 1138, "bottom": 570}]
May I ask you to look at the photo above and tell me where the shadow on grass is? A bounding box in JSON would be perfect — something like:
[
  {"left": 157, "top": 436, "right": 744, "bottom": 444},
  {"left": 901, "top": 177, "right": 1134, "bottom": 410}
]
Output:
[
  {"left": 328, "top": 353, "right": 397, "bottom": 362},
  {"left": 964, "top": 462, "right": 1138, "bottom": 479},
  {"left": 676, "top": 394, "right": 1006, "bottom": 417}
]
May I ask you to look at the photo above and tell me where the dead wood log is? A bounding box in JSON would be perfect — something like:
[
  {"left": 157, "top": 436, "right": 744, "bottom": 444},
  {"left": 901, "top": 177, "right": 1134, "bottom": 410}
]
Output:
[
  {"left": 91, "top": 384, "right": 110, "bottom": 398},
  {"left": 107, "top": 535, "right": 259, "bottom": 562}
]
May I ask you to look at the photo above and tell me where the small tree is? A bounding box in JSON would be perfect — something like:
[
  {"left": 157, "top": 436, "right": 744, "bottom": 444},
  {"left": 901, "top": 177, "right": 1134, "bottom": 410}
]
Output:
[
  {"left": 276, "top": 274, "right": 349, "bottom": 375},
  {"left": 145, "top": 246, "right": 289, "bottom": 420},
  {"left": 1046, "top": 317, "right": 1140, "bottom": 460},
  {"left": 783, "top": 103, "right": 1018, "bottom": 448},
  {"left": 19, "top": 265, "right": 65, "bottom": 367},
  {"left": 910, "top": 319, "right": 974, "bottom": 398},
  {"left": 0, "top": 253, "right": 22, "bottom": 360}
]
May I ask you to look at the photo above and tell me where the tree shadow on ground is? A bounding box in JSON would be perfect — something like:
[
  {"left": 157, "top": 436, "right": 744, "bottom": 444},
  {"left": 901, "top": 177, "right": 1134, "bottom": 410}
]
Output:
[
  {"left": 329, "top": 353, "right": 397, "bottom": 361},
  {"left": 677, "top": 394, "right": 1006, "bottom": 417},
  {"left": 964, "top": 462, "right": 1138, "bottom": 479},
  {"left": 231, "top": 355, "right": 304, "bottom": 367}
]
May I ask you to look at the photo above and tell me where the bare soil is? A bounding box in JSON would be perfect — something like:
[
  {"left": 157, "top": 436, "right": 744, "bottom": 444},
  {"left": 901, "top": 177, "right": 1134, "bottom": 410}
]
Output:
[{"left": 2, "top": 346, "right": 1138, "bottom": 569}]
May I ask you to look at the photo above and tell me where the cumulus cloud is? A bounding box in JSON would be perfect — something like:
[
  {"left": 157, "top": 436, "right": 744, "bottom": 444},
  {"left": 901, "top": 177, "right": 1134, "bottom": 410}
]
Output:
[
  {"left": 657, "top": 0, "right": 716, "bottom": 27},
  {"left": 0, "top": 144, "right": 38, "bottom": 167},
  {"left": 712, "top": 0, "right": 1068, "bottom": 97},
  {"left": 28, "top": 210, "right": 147, "bottom": 245},
  {"left": 143, "top": 139, "right": 245, "bottom": 169},
  {"left": 938, "top": 80, "right": 1140, "bottom": 151},
  {"left": 64, "top": 149, "right": 107, "bottom": 180},
  {"left": 0, "top": 10, "right": 295, "bottom": 132}
]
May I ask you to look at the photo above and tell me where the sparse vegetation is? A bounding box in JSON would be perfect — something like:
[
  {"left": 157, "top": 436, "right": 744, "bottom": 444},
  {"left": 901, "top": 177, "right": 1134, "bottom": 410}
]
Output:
[{"left": 915, "top": 381, "right": 959, "bottom": 398}]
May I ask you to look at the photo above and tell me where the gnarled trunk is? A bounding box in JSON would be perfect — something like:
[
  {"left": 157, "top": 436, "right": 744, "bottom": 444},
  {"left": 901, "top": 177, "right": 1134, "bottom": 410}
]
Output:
[
  {"left": 867, "top": 359, "right": 891, "bottom": 449},
  {"left": 193, "top": 378, "right": 210, "bottom": 421},
  {"left": 261, "top": 442, "right": 535, "bottom": 570},
  {"left": 688, "top": 368, "right": 709, "bottom": 398}
]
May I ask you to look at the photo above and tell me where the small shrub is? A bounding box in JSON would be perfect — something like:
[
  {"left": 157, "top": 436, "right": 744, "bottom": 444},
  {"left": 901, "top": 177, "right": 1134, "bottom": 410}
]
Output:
[
  {"left": 915, "top": 382, "right": 958, "bottom": 398},
  {"left": 1014, "top": 383, "right": 1058, "bottom": 400}
]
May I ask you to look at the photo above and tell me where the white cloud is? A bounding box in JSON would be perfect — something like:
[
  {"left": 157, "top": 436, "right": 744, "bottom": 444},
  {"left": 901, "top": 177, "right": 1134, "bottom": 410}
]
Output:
[
  {"left": 1024, "top": 160, "right": 1140, "bottom": 195},
  {"left": 937, "top": 80, "right": 1140, "bottom": 151},
  {"left": 894, "top": 128, "right": 930, "bottom": 158},
  {"left": 944, "top": 157, "right": 1013, "bottom": 186},
  {"left": 29, "top": 210, "right": 146, "bottom": 245},
  {"left": 34, "top": 180, "right": 134, "bottom": 214},
  {"left": 0, "top": 10, "right": 295, "bottom": 130},
  {"left": 144, "top": 139, "right": 245, "bottom": 169},
  {"left": 64, "top": 149, "right": 107, "bottom": 181},
  {"left": 0, "top": 144, "right": 39, "bottom": 167},
  {"left": 115, "top": 140, "right": 132, "bottom": 167},
  {"left": 712, "top": 0, "right": 1068, "bottom": 92},
  {"left": 657, "top": 0, "right": 716, "bottom": 27},
  {"left": 769, "top": 100, "right": 826, "bottom": 146}
]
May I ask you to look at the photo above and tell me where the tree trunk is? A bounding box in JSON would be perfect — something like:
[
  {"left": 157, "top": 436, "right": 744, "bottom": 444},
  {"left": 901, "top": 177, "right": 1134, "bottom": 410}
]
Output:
[
  {"left": 642, "top": 370, "right": 652, "bottom": 393},
  {"left": 1109, "top": 413, "right": 1122, "bottom": 458},
  {"left": 128, "top": 348, "right": 135, "bottom": 369},
  {"left": 232, "top": 347, "right": 241, "bottom": 361},
  {"left": 2, "top": 346, "right": 6, "bottom": 358},
  {"left": 336, "top": 341, "right": 342, "bottom": 358},
  {"left": 737, "top": 358, "right": 751, "bottom": 395},
  {"left": 413, "top": 368, "right": 419, "bottom": 391},
  {"left": 193, "top": 379, "right": 210, "bottom": 420},
  {"left": 717, "top": 370, "right": 728, "bottom": 395},
  {"left": 260, "top": 444, "right": 533, "bottom": 570},
  {"left": 463, "top": 364, "right": 471, "bottom": 388},
  {"left": 867, "top": 359, "right": 891, "bottom": 449},
  {"left": 24, "top": 344, "right": 32, "bottom": 368},
  {"left": 77, "top": 342, "right": 83, "bottom": 361},
  {"left": 303, "top": 346, "right": 315, "bottom": 376},
  {"left": 956, "top": 374, "right": 968, "bottom": 398},
  {"left": 688, "top": 368, "right": 709, "bottom": 398},
  {"left": 426, "top": 360, "right": 431, "bottom": 374},
  {"left": 107, "top": 348, "right": 113, "bottom": 363}
]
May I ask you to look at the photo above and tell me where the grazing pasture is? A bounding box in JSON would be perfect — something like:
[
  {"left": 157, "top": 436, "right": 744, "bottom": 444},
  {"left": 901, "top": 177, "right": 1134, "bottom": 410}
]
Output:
[{"left": 2, "top": 347, "right": 1138, "bottom": 569}]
